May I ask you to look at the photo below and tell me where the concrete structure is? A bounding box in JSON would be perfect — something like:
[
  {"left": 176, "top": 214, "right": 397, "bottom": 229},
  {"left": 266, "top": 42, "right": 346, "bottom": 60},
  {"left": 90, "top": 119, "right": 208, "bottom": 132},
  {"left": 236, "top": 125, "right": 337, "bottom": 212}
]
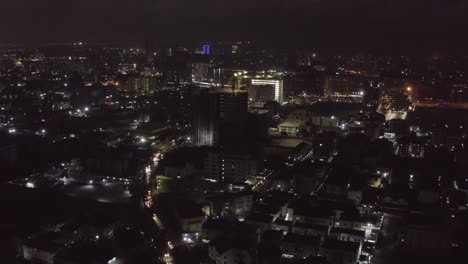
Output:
[
  {"left": 319, "top": 238, "right": 361, "bottom": 264},
  {"left": 123, "top": 77, "right": 159, "bottom": 92},
  {"left": 278, "top": 119, "right": 304, "bottom": 135},
  {"left": 251, "top": 78, "right": 284, "bottom": 103},
  {"left": 203, "top": 148, "right": 262, "bottom": 183},
  {"left": 202, "top": 191, "right": 254, "bottom": 218},
  {"left": 208, "top": 238, "right": 253, "bottom": 264},
  {"left": 324, "top": 75, "right": 363, "bottom": 98},
  {"left": 174, "top": 204, "right": 206, "bottom": 235},
  {"left": 191, "top": 62, "right": 212, "bottom": 83},
  {"left": 329, "top": 227, "right": 365, "bottom": 245},
  {"left": 193, "top": 89, "right": 248, "bottom": 146},
  {"left": 281, "top": 233, "right": 321, "bottom": 259},
  {"left": 292, "top": 222, "right": 330, "bottom": 241}
]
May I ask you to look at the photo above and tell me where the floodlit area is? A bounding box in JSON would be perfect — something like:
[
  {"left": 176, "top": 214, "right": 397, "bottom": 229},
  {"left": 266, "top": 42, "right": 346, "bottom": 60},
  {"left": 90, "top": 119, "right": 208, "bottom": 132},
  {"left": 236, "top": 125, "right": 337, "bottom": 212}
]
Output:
[{"left": 9, "top": 169, "right": 134, "bottom": 204}]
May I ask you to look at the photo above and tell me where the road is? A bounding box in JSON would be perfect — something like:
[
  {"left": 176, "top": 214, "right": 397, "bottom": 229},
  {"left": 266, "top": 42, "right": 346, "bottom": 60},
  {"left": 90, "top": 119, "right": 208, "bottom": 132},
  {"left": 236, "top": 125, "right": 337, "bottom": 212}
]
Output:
[
  {"left": 414, "top": 102, "right": 468, "bottom": 109},
  {"left": 252, "top": 169, "right": 281, "bottom": 193}
]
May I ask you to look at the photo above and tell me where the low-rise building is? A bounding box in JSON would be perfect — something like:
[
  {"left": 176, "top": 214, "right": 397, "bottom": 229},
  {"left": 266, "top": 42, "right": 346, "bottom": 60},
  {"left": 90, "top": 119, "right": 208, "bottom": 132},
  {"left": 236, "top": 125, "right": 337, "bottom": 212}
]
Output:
[
  {"left": 208, "top": 237, "right": 254, "bottom": 264},
  {"left": 202, "top": 191, "right": 254, "bottom": 219},
  {"left": 329, "top": 227, "right": 365, "bottom": 245},
  {"left": 278, "top": 119, "right": 304, "bottom": 135},
  {"left": 22, "top": 232, "right": 65, "bottom": 264},
  {"left": 319, "top": 238, "right": 361, "bottom": 264},
  {"left": 272, "top": 219, "right": 293, "bottom": 234},
  {"left": 292, "top": 222, "right": 330, "bottom": 241},
  {"left": 174, "top": 203, "right": 206, "bottom": 238},
  {"left": 281, "top": 233, "right": 321, "bottom": 259}
]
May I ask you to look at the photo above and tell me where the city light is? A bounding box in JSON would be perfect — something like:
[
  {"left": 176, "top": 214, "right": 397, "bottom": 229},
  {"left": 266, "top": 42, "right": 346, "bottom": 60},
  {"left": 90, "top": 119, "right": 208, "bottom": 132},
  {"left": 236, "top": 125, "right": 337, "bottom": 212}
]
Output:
[{"left": 0, "top": 32, "right": 465, "bottom": 264}]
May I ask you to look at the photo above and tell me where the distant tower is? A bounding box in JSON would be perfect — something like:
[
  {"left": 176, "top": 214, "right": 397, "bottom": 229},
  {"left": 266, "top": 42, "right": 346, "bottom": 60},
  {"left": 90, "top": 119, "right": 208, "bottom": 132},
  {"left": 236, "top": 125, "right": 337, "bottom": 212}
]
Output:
[
  {"left": 145, "top": 39, "right": 153, "bottom": 63},
  {"left": 192, "top": 89, "right": 248, "bottom": 146},
  {"left": 202, "top": 44, "right": 211, "bottom": 55}
]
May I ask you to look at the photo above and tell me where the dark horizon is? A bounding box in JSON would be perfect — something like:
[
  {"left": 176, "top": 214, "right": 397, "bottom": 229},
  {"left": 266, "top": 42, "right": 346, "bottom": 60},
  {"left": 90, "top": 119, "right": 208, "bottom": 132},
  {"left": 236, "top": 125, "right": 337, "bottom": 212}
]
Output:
[{"left": 1, "top": 0, "right": 468, "bottom": 54}]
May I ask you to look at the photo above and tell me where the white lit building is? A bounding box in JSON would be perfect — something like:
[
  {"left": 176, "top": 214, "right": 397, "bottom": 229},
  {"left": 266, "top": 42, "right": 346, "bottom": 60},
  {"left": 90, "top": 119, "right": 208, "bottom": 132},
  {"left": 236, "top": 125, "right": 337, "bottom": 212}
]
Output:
[{"left": 251, "top": 79, "right": 284, "bottom": 103}]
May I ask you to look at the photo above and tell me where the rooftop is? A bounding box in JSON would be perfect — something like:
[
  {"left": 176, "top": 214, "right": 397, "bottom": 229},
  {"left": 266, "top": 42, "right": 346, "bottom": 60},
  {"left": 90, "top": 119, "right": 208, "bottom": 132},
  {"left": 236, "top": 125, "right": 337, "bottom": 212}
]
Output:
[
  {"left": 330, "top": 227, "right": 365, "bottom": 237},
  {"left": 321, "top": 238, "right": 360, "bottom": 252},
  {"left": 293, "top": 222, "right": 329, "bottom": 232},
  {"left": 283, "top": 233, "right": 321, "bottom": 245},
  {"left": 261, "top": 229, "right": 283, "bottom": 241},
  {"left": 211, "top": 236, "right": 250, "bottom": 254}
]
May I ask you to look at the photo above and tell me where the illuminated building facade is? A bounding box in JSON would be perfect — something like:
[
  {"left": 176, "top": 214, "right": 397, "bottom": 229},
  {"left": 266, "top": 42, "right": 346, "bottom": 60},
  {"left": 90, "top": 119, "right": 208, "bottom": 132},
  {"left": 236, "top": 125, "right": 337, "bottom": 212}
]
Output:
[
  {"left": 251, "top": 79, "right": 284, "bottom": 103},
  {"left": 202, "top": 44, "right": 211, "bottom": 55},
  {"left": 122, "top": 77, "right": 159, "bottom": 93}
]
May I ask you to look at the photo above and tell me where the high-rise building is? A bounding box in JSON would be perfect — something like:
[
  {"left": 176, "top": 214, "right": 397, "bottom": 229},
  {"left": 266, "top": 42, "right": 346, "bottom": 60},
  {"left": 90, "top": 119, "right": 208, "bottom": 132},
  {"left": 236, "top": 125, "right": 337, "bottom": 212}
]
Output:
[
  {"left": 203, "top": 148, "right": 262, "bottom": 183},
  {"left": 122, "top": 77, "right": 160, "bottom": 93},
  {"left": 191, "top": 62, "right": 212, "bottom": 83},
  {"left": 202, "top": 44, "right": 211, "bottom": 55},
  {"left": 192, "top": 89, "right": 248, "bottom": 146},
  {"left": 250, "top": 79, "right": 284, "bottom": 103}
]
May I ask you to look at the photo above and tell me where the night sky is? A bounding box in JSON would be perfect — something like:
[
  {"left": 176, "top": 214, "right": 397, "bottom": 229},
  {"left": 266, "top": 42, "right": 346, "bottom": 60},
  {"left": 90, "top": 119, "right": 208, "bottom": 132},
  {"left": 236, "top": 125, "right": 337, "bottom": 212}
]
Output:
[{"left": 1, "top": 0, "right": 468, "bottom": 52}]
